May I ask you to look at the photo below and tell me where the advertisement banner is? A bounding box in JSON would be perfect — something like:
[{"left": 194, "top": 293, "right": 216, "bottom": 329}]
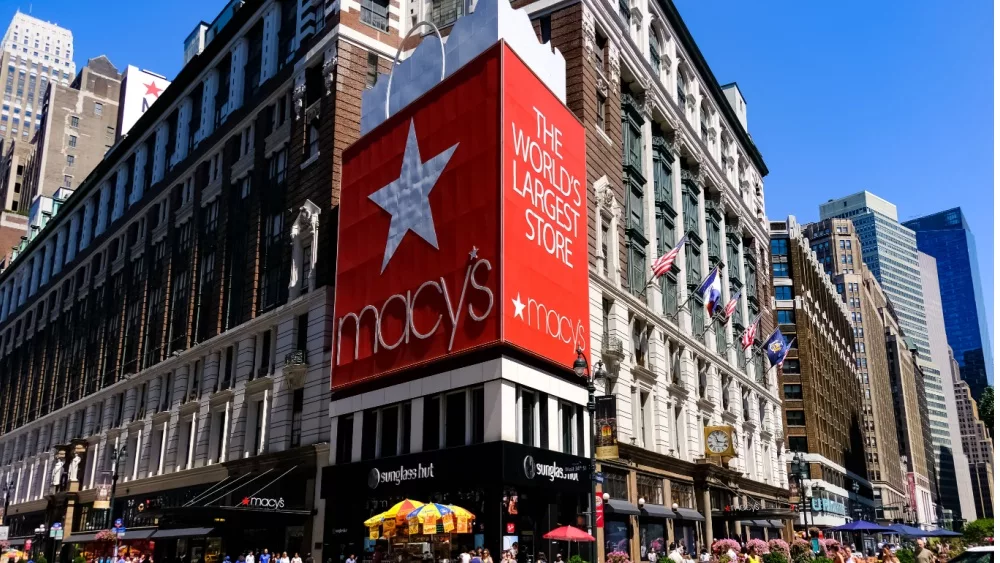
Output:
[
  {"left": 408, "top": 519, "right": 419, "bottom": 535},
  {"left": 333, "top": 43, "right": 587, "bottom": 391},
  {"left": 595, "top": 395, "right": 619, "bottom": 459},
  {"left": 595, "top": 493, "right": 604, "bottom": 528}
]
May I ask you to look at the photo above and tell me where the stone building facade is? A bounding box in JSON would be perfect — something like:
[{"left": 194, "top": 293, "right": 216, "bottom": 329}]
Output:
[{"left": 951, "top": 350, "right": 994, "bottom": 519}]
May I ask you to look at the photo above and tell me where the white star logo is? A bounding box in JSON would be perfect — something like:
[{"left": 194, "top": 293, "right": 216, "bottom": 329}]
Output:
[
  {"left": 512, "top": 293, "right": 526, "bottom": 320},
  {"left": 369, "top": 120, "right": 459, "bottom": 273}
]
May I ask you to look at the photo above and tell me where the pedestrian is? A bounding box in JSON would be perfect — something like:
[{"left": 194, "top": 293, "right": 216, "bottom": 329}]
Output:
[
  {"left": 280, "top": 553, "right": 290, "bottom": 563},
  {"left": 471, "top": 551, "right": 483, "bottom": 563},
  {"left": 699, "top": 548, "right": 709, "bottom": 563},
  {"left": 879, "top": 545, "right": 898, "bottom": 563},
  {"left": 261, "top": 550, "right": 272, "bottom": 563},
  {"left": 914, "top": 540, "right": 933, "bottom": 563},
  {"left": 247, "top": 552, "right": 256, "bottom": 563},
  {"left": 668, "top": 543, "right": 682, "bottom": 563},
  {"left": 292, "top": 554, "right": 303, "bottom": 563},
  {"left": 482, "top": 550, "right": 493, "bottom": 563},
  {"left": 346, "top": 555, "right": 356, "bottom": 563},
  {"left": 459, "top": 550, "right": 471, "bottom": 563}
]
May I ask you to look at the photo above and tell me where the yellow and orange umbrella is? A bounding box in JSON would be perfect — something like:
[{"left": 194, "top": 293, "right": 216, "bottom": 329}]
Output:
[
  {"left": 384, "top": 499, "right": 426, "bottom": 522},
  {"left": 447, "top": 505, "right": 475, "bottom": 521}
]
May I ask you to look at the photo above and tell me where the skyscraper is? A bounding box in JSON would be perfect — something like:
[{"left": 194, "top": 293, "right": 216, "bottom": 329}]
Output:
[
  {"left": 819, "top": 191, "right": 962, "bottom": 525},
  {"left": 903, "top": 208, "right": 993, "bottom": 402},
  {"left": 918, "top": 251, "right": 977, "bottom": 525}
]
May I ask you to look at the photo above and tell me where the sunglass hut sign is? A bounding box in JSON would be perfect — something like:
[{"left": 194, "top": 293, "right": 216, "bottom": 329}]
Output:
[{"left": 333, "top": 44, "right": 588, "bottom": 391}]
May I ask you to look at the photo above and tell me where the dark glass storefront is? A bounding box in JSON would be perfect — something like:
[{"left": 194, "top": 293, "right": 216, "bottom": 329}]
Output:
[{"left": 323, "top": 442, "right": 590, "bottom": 563}]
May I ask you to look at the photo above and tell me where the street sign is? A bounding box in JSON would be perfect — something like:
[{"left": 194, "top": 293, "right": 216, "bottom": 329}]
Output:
[
  {"left": 0, "top": 525, "right": 9, "bottom": 540},
  {"left": 114, "top": 518, "right": 123, "bottom": 528},
  {"left": 55, "top": 529, "right": 63, "bottom": 540},
  {"left": 593, "top": 472, "right": 604, "bottom": 484}
]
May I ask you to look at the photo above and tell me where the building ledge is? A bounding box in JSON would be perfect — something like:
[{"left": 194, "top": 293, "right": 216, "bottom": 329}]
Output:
[
  {"left": 264, "top": 119, "right": 291, "bottom": 158},
  {"left": 231, "top": 151, "right": 254, "bottom": 181}
]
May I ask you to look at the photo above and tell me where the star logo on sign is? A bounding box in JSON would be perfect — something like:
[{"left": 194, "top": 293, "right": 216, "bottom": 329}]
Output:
[
  {"left": 241, "top": 497, "right": 250, "bottom": 506},
  {"left": 144, "top": 81, "right": 162, "bottom": 98},
  {"left": 369, "top": 120, "right": 458, "bottom": 273},
  {"left": 512, "top": 293, "right": 526, "bottom": 320}
]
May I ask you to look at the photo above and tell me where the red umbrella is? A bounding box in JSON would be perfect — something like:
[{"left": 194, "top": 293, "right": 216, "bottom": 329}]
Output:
[{"left": 543, "top": 526, "right": 595, "bottom": 542}]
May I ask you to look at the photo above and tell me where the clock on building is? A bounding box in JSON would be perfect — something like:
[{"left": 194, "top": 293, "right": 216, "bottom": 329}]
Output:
[{"left": 703, "top": 425, "right": 735, "bottom": 457}]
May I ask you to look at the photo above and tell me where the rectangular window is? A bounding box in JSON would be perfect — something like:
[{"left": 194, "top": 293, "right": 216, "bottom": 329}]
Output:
[
  {"left": 290, "top": 388, "right": 304, "bottom": 447},
  {"left": 94, "top": 102, "right": 103, "bottom": 115},
  {"left": 445, "top": 391, "right": 466, "bottom": 448},
  {"left": 774, "top": 286, "right": 793, "bottom": 300},
  {"left": 770, "top": 238, "right": 788, "bottom": 255},
  {"left": 423, "top": 396, "right": 440, "bottom": 451},
  {"left": 361, "top": 409, "right": 377, "bottom": 460},
  {"left": 335, "top": 414, "right": 354, "bottom": 463},
  {"left": 381, "top": 405, "right": 399, "bottom": 458},
  {"left": 772, "top": 262, "right": 789, "bottom": 277},
  {"left": 786, "top": 410, "right": 806, "bottom": 426},
  {"left": 366, "top": 52, "right": 379, "bottom": 88},
  {"left": 471, "top": 387, "right": 484, "bottom": 445},
  {"left": 788, "top": 436, "right": 808, "bottom": 452},
  {"left": 400, "top": 402, "right": 411, "bottom": 455},
  {"left": 783, "top": 384, "right": 803, "bottom": 400},
  {"left": 70, "top": 115, "right": 78, "bottom": 127},
  {"left": 521, "top": 389, "right": 536, "bottom": 446},
  {"left": 597, "top": 93, "right": 606, "bottom": 131},
  {"left": 561, "top": 403, "right": 574, "bottom": 454},
  {"left": 777, "top": 310, "right": 795, "bottom": 324},
  {"left": 66, "top": 154, "right": 74, "bottom": 166},
  {"left": 782, "top": 359, "right": 800, "bottom": 373},
  {"left": 63, "top": 175, "right": 71, "bottom": 188},
  {"left": 68, "top": 134, "right": 76, "bottom": 147}
]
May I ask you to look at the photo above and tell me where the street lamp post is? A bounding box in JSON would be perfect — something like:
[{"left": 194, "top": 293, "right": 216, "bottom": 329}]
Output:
[
  {"left": 574, "top": 349, "right": 606, "bottom": 563},
  {"left": 105, "top": 444, "right": 127, "bottom": 561},
  {"left": 791, "top": 452, "right": 811, "bottom": 530}
]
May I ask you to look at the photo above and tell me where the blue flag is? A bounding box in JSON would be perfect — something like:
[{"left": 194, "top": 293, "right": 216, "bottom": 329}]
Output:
[
  {"left": 763, "top": 328, "right": 792, "bottom": 367},
  {"left": 696, "top": 266, "right": 723, "bottom": 316}
]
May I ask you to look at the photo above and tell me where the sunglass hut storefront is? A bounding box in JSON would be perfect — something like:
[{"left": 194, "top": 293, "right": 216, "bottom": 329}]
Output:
[{"left": 323, "top": 442, "right": 591, "bottom": 563}]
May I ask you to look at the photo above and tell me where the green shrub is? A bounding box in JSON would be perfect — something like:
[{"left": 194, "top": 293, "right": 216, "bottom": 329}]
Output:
[
  {"left": 895, "top": 548, "right": 914, "bottom": 563},
  {"left": 763, "top": 552, "right": 788, "bottom": 563},
  {"left": 568, "top": 556, "right": 588, "bottom": 563},
  {"left": 72, "top": 555, "right": 86, "bottom": 563},
  {"left": 36, "top": 555, "right": 48, "bottom": 563}
]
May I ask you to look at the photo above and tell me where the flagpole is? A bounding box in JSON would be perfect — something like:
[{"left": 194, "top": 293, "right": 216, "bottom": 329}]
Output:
[{"left": 727, "top": 312, "right": 763, "bottom": 352}]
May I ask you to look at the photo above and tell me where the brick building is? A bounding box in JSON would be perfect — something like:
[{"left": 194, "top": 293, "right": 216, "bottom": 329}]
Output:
[
  {"left": 950, "top": 349, "right": 994, "bottom": 519},
  {"left": 881, "top": 302, "right": 935, "bottom": 526},
  {"left": 0, "top": 0, "right": 390, "bottom": 557},
  {"left": 802, "top": 218, "right": 907, "bottom": 523},
  {"left": 769, "top": 216, "right": 871, "bottom": 530}
]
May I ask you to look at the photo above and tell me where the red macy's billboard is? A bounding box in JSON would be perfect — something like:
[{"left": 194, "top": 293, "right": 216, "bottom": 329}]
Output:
[{"left": 333, "top": 42, "right": 588, "bottom": 391}]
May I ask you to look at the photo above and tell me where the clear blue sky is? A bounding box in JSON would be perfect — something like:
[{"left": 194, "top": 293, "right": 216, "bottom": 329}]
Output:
[
  {"left": 3, "top": 0, "right": 993, "bottom": 339},
  {"left": 675, "top": 0, "right": 994, "bottom": 342}
]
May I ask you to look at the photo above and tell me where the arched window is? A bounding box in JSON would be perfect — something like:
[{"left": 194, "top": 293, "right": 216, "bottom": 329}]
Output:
[{"left": 649, "top": 28, "right": 661, "bottom": 73}]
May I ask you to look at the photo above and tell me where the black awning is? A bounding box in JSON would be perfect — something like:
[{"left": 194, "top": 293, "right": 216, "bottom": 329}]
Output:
[
  {"left": 673, "top": 508, "right": 705, "bottom": 521},
  {"left": 605, "top": 499, "right": 640, "bottom": 516},
  {"left": 640, "top": 504, "right": 675, "bottom": 519},
  {"left": 151, "top": 527, "right": 216, "bottom": 539},
  {"left": 768, "top": 520, "right": 785, "bottom": 529},
  {"left": 64, "top": 533, "right": 98, "bottom": 544},
  {"left": 7, "top": 537, "right": 29, "bottom": 547},
  {"left": 740, "top": 520, "right": 755, "bottom": 526},
  {"left": 753, "top": 520, "right": 771, "bottom": 528},
  {"left": 123, "top": 530, "right": 156, "bottom": 540}
]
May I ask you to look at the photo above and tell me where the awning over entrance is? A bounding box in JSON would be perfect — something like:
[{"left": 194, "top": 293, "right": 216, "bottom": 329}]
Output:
[
  {"left": 605, "top": 499, "right": 640, "bottom": 516},
  {"left": 767, "top": 520, "right": 785, "bottom": 529},
  {"left": 673, "top": 508, "right": 705, "bottom": 521},
  {"left": 151, "top": 527, "right": 216, "bottom": 539},
  {"left": 639, "top": 504, "right": 675, "bottom": 519},
  {"left": 122, "top": 530, "right": 156, "bottom": 540},
  {"left": 7, "top": 537, "right": 29, "bottom": 547},
  {"left": 64, "top": 533, "right": 98, "bottom": 544}
]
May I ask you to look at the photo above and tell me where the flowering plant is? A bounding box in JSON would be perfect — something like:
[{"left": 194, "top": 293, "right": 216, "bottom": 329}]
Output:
[
  {"left": 746, "top": 539, "right": 770, "bottom": 555},
  {"left": 822, "top": 539, "right": 840, "bottom": 551},
  {"left": 606, "top": 551, "right": 632, "bottom": 563},
  {"left": 767, "top": 540, "right": 790, "bottom": 558},
  {"left": 712, "top": 539, "right": 741, "bottom": 556},
  {"left": 95, "top": 529, "right": 118, "bottom": 542},
  {"left": 790, "top": 539, "right": 812, "bottom": 563}
]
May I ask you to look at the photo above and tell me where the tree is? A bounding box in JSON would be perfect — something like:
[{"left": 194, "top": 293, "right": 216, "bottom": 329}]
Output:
[
  {"left": 977, "top": 387, "right": 993, "bottom": 438},
  {"left": 963, "top": 518, "right": 994, "bottom": 545}
]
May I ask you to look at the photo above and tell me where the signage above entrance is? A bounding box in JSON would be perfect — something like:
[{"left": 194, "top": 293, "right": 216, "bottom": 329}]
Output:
[
  {"left": 333, "top": 43, "right": 588, "bottom": 391},
  {"left": 522, "top": 455, "right": 582, "bottom": 482},
  {"left": 368, "top": 463, "right": 437, "bottom": 489},
  {"left": 240, "top": 496, "right": 286, "bottom": 509}
]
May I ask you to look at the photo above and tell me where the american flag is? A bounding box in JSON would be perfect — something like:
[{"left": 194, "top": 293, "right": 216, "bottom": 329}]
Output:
[
  {"left": 723, "top": 291, "right": 741, "bottom": 320},
  {"left": 651, "top": 236, "right": 688, "bottom": 279},
  {"left": 740, "top": 312, "right": 762, "bottom": 350}
]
